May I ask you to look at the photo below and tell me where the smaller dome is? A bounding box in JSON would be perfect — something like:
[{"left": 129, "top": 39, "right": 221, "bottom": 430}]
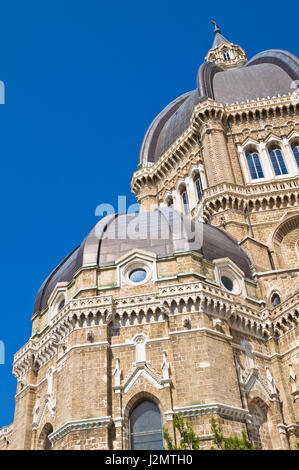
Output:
[
  {"left": 33, "top": 208, "right": 253, "bottom": 315},
  {"left": 139, "top": 48, "right": 299, "bottom": 165}
]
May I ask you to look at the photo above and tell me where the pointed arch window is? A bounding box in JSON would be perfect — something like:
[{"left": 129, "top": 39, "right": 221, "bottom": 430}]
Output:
[
  {"left": 292, "top": 143, "right": 299, "bottom": 168},
  {"left": 271, "top": 293, "right": 281, "bottom": 307},
  {"left": 195, "top": 175, "right": 203, "bottom": 201},
  {"left": 269, "top": 147, "right": 288, "bottom": 175},
  {"left": 129, "top": 400, "right": 163, "bottom": 450},
  {"left": 181, "top": 188, "right": 189, "bottom": 214},
  {"left": 246, "top": 151, "right": 264, "bottom": 179}
]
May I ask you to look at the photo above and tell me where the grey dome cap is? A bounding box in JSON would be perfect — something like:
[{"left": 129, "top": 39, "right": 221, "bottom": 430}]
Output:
[
  {"left": 33, "top": 208, "right": 253, "bottom": 315},
  {"left": 139, "top": 49, "right": 299, "bottom": 165}
]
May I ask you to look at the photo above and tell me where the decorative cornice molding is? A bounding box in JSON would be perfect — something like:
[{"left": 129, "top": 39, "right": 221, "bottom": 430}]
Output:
[
  {"left": 169, "top": 327, "right": 233, "bottom": 341},
  {"left": 49, "top": 416, "right": 112, "bottom": 445},
  {"left": 14, "top": 280, "right": 274, "bottom": 377},
  {"left": 278, "top": 423, "right": 299, "bottom": 435},
  {"left": 172, "top": 402, "right": 250, "bottom": 421}
]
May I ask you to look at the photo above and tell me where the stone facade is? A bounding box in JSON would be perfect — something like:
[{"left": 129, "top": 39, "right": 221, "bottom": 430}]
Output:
[{"left": 1, "top": 28, "right": 299, "bottom": 450}]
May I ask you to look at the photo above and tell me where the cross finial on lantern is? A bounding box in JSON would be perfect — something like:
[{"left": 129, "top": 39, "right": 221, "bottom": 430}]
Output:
[{"left": 211, "top": 21, "right": 220, "bottom": 34}]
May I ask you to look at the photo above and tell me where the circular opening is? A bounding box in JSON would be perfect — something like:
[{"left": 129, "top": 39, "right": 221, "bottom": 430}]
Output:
[
  {"left": 221, "top": 276, "right": 233, "bottom": 291},
  {"left": 58, "top": 299, "right": 65, "bottom": 311},
  {"left": 129, "top": 269, "right": 147, "bottom": 284},
  {"left": 271, "top": 293, "right": 281, "bottom": 307}
]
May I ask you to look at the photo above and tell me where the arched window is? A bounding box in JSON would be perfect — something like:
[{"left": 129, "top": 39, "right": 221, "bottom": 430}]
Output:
[
  {"left": 129, "top": 400, "right": 163, "bottom": 450},
  {"left": 181, "top": 188, "right": 189, "bottom": 214},
  {"left": 246, "top": 151, "right": 264, "bottom": 179},
  {"left": 223, "top": 52, "right": 230, "bottom": 61},
  {"left": 269, "top": 147, "right": 288, "bottom": 176},
  {"left": 271, "top": 293, "right": 281, "bottom": 307},
  {"left": 194, "top": 175, "right": 203, "bottom": 201},
  {"left": 165, "top": 195, "right": 173, "bottom": 208},
  {"left": 291, "top": 143, "right": 299, "bottom": 168}
]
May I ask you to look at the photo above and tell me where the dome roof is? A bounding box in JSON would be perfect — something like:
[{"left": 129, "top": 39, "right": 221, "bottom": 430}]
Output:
[
  {"left": 139, "top": 49, "right": 299, "bottom": 165},
  {"left": 33, "top": 208, "right": 253, "bottom": 315}
]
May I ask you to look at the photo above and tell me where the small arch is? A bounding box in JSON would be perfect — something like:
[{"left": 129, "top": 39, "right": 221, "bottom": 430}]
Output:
[
  {"left": 38, "top": 423, "right": 53, "bottom": 450},
  {"left": 178, "top": 183, "right": 189, "bottom": 215}
]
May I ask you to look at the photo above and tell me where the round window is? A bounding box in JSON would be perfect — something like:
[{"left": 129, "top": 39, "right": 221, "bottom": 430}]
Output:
[
  {"left": 129, "top": 269, "right": 147, "bottom": 284},
  {"left": 221, "top": 276, "right": 233, "bottom": 291},
  {"left": 271, "top": 293, "right": 281, "bottom": 307}
]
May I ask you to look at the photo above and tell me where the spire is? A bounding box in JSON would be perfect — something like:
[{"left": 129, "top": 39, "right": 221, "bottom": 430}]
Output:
[
  {"left": 211, "top": 21, "right": 231, "bottom": 49},
  {"left": 205, "top": 23, "right": 247, "bottom": 68},
  {"left": 211, "top": 21, "right": 220, "bottom": 35}
]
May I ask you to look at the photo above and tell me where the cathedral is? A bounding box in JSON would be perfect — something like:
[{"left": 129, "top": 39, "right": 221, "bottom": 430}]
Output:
[{"left": 1, "top": 24, "right": 299, "bottom": 450}]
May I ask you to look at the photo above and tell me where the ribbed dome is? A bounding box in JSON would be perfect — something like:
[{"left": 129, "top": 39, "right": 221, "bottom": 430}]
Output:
[
  {"left": 33, "top": 208, "right": 253, "bottom": 315},
  {"left": 139, "top": 49, "right": 299, "bottom": 165}
]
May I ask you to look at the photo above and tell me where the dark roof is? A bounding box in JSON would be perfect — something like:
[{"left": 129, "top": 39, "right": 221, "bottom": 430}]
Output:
[
  {"left": 139, "top": 49, "right": 299, "bottom": 164},
  {"left": 33, "top": 208, "right": 253, "bottom": 315},
  {"left": 211, "top": 32, "right": 231, "bottom": 49},
  {"left": 213, "top": 63, "right": 292, "bottom": 104}
]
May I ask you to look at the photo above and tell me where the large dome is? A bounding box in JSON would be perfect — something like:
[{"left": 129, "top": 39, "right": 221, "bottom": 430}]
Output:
[
  {"left": 139, "top": 49, "right": 299, "bottom": 165},
  {"left": 33, "top": 207, "right": 253, "bottom": 315}
]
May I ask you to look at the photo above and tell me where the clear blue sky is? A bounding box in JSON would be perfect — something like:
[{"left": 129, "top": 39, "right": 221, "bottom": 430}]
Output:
[{"left": 0, "top": 0, "right": 297, "bottom": 428}]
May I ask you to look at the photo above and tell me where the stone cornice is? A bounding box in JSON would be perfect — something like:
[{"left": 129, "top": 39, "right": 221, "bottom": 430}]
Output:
[
  {"left": 56, "top": 341, "right": 109, "bottom": 364},
  {"left": 169, "top": 327, "right": 233, "bottom": 341},
  {"left": 49, "top": 416, "right": 112, "bottom": 445},
  {"left": 278, "top": 423, "right": 299, "bottom": 435},
  {"left": 171, "top": 402, "right": 250, "bottom": 421},
  {"left": 131, "top": 128, "right": 199, "bottom": 197}
]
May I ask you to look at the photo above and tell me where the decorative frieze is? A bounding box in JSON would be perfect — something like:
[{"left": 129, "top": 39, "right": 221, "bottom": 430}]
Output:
[{"left": 13, "top": 278, "right": 275, "bottom": 378}]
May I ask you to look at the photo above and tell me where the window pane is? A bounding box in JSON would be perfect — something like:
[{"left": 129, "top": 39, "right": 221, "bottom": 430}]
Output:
[
  {"left": 131, "top": 401, "right": 162, "bottom": 433},
  {"left": 270, "top": 150, "right": 281, "bottom": 175},
  {"left": 292, "top": 145, "right": 299, "bottom": 167},
  {"left": 221, "top": 276, "right": 233, "bottom": 291},
  {"left": 253, "top": 153, "right": 264, "bottom": 178},
  {"left": 270, "top": 148, "right": 288, "bottom": 176},
  {"left": 131, "top": 433, "right": 164, "bottom": 450},
  {"left": 276, "top": 149, "right": 288, "bottom": 174},
  {"left": 246, "top": 151, "right": 264, "bottom": 179},
  {"left": 130, "top": 401, "right": 163, "bottom": 450},
  {"left": 195, "top": 177, "right": 203, "bottom": 200},
  {"left": 182, "top": 190, "right": 189, "bottom": 214},
  {"left": 129, "top": 269, "right": 147, "bottom": 283}
]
